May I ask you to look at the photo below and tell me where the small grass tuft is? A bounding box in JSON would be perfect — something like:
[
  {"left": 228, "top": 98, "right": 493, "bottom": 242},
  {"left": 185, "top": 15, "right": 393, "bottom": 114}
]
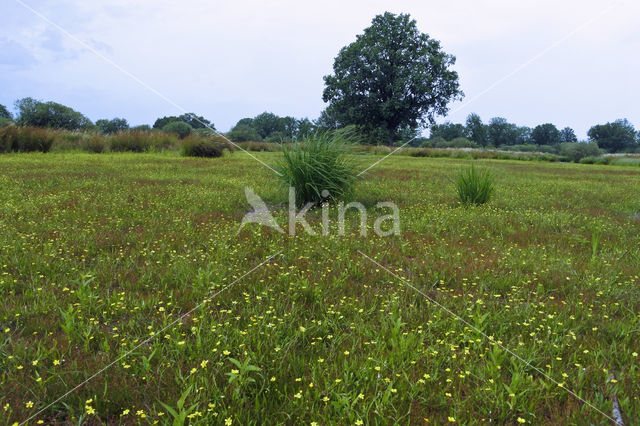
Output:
[
  {"left": 455, "top": 164, "right": 494, "bottom": 206},
  {"left": 276, "top": 132, "right": 358, "bottom": 206}
]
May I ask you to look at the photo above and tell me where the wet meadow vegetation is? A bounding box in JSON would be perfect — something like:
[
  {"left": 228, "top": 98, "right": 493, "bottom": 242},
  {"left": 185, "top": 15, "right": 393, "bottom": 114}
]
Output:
[{"left": 1, "top": 151, "right": 639, "bottom": 424}]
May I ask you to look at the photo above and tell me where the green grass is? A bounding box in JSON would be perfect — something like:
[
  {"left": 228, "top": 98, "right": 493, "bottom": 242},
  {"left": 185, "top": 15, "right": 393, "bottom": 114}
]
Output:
[
  {"left": 1, "top": 152, "right": 640, "bottom": 424},
  {"left": 455, "top": 164, "right": 494, "bottom": 206},
  {"left": 276, "top": 133, "right": 358, "bottom": 206}
]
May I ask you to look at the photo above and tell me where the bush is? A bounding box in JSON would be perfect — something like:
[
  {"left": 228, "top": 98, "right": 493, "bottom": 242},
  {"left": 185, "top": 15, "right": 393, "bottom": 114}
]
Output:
[
  {"left": 227, "top": 124, "right": 262, "bottom": 142},
  {"left": 82, "top": 135, "right": 107, "bottom": 153},
  {"left": 109, "top": 131, "right": 152, "bottom": 152},
  {"left": 162, "top": 121, "right": 192, "bottom": 139},
  {"left": 276, "top": 132, "right": 358, "bottom": 206},
  {"left": 0, "top": 126, "right": 55, "bottom": 153},
  {"left": 559, "top": 142, "right": 601, "bottom": 163},
  {"left": 455, "top": 164, "right": 494, "bottom": 206},
  {"left": 0, "top": 117, "right": 12, "bottom": 127},
  {"left": 180, "top": 135, "right": 224, "bottom": 158}
]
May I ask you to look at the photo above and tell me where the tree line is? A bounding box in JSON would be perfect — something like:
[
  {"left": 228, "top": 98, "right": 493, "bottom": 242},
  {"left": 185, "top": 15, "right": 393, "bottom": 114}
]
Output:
[
  {"left": 428, "top": 114, "right": 639, "bottom": 153},
  {"left": 1, "top": 12, "right": 638, "bottom": 153}
]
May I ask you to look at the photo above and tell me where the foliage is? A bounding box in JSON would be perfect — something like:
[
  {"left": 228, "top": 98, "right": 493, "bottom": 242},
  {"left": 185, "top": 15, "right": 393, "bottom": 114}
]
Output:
[
  {"left": 109, "top": 131, "right": 152, "bottom": 152},
  {"left": 82, "top": 135, "right": 107, "bottom": 153},
  {"left": 132, "top": 124, "right": 152, "bottom": 131},
  {"left": 227, "top": 124, "right": 262, "bottom": 142},
  {"left": 0, "top": 117, "right": 13, "bottom": 127},
  {"left": 558, "top": 141, "right": 602, "bottom": 163},
  {"left": 96, "top": 118, "right": 129, "bottom": 135},
  {"left": 153, "top": 113, "right": 213, "bottom": 130},
  {"left": 465, "top": 113, "right": 487, "bottom": 146},
  {"left": 180, "top": 135, "right": 225, "bottom": 158},
  {"left": 587, "top": 119, "right": 637, "bottom": 152},
  {"left": 229, "top": 113, "right": 315, "bottom": 142},
  {"left": 322, "top": 12, "right": 462, "bottom": 144},
  {"left": 560, "top": 127, "right": 578, "bottom": 143},
  {"left": 487, "top": 117, "right": 518, "bottom": 146},
  {"left": 0, "top": 125, "right": 55, "bottom": 152},
  {"left": 0, "top": 103, "right": 12, "bottom": 119},
  {"left": 430, "top": 122, "right": 466, "bottom": 141},
  {"left": 162, "top": 121, "right": 193, "bottom": 139},
  {"left": 276, "top": 132, "right": 358, "bottom": 206},
  {"left": 454, "top": 164, "right": 494, "bottom": 206},
  {"left": 14, "top": 97, "right": 94, "bottom": 130},
  {"left": 531, "top": 123, "right": 561, "bottom": 146}
]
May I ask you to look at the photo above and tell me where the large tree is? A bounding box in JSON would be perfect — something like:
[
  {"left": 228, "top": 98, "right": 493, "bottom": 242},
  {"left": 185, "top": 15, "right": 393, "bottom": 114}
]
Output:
[
  {"left": 587, "top": 119, "right": 637, "bottom": 152},
  {"left": 322, "top": 12, "right": 462, "bottom": 145},
  {"left": 560, "top": 127, "right": 578, "bottom": 143},
  {"left": 531, "top": 123, "right": 561, "bottom": 145},
  {"left": 465, "top": 113, "right": 488, "bottom": 146},
  {"left": 487, "top": 117, "right": 518, "bottom": 146},
  {"left": 15, "top": 97, "right": 93, "bottom": 130}
]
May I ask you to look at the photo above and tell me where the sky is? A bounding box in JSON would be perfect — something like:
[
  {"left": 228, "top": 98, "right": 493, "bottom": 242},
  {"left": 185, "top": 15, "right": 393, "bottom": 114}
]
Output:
[{"left": 1, "top": 0, "right": 638, "bottom": 137}]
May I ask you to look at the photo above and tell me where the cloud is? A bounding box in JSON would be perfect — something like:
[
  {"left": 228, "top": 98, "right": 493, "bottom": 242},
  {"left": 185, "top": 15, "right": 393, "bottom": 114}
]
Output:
[{"left": 0, "top": 37, "right": 38, "bottom": 68}]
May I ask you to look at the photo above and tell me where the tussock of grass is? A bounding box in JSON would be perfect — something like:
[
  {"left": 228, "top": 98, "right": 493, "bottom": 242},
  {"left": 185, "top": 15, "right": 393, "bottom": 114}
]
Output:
[
  {"left": 455, "top": 164, "right": 494, "bottom": 205},
  {"left": 276, "top": 132, "right": 358, "bottom": 206}
]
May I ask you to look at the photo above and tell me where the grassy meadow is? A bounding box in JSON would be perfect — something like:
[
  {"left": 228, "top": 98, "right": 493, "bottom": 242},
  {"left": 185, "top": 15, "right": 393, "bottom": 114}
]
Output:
[{"left": 1, "top": 151, "right": 640, "bottom": 424}]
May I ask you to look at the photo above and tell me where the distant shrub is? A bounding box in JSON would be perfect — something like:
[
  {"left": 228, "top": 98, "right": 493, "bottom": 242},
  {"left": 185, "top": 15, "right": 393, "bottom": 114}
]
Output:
[
  {"left": 559, "top": 142, "right": 602, "bottom": 163},
  {"left": 162, "top": 121, "right": 192, "bottom": 139},
  {"left": 131, "top": 124, "right": 152, "bottom": 132},
  {"left": 110, "top": 131, "right": 152, "bottom": 152},
  {"left": 109, "top": 131, "right": 180, "bottom": 152},
  {"left": 82, "top": 135, "right": 107, "bottom": 153},
  {"left": 192, "top": 127, "right": 217, "bottom": 137},
  {"left": 265, "top": 131, "right": 286, "bottom": 143},
  {"left": 276, "top": 132, "right": 358, "bottom": 206},
  {"left": 0, "top": 126, "right": 54, "bottom": 152},
  {"left": 455, "top": 164, "right": 494, "bottom": 206},
  {"left": 420, "top": 136, "right": 445, "bottom": 148},
  {"left": 227, "top": 124, "right": 262, "bottom": 142},
  {"left": 180, "top": 135, "right": 224, "bottom": 158},
  {"left": 444, "top": 137, "right": 478, "bottom": 148},
  {"left": 0, "top": 117, "right": 12, "bottom": 127}
]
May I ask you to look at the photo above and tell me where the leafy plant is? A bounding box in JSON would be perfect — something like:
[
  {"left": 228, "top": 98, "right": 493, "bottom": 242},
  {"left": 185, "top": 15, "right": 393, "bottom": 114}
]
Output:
[
  {"left": 180, "top": 135, "right": 224, "bottom": 158},
  {"left": 158, "top": 385, "right": 198, "bottom": 426},
  {"left": 455, "top": 164, "right": 494, "bottom": 206},
  {"left": 162, "top": 121, "right": 193, "bottom": 139},
  {"left": 276, "top": 132, "right": 358, "bottom": 206}
]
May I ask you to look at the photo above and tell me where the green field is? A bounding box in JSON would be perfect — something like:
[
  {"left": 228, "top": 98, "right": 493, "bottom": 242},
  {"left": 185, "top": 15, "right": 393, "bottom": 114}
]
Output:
[{"left": 1, "top": 152, "right": 639, "bottom": 424}]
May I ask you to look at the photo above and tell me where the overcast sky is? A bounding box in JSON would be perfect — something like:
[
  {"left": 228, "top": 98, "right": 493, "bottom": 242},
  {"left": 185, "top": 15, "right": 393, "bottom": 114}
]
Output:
[{"left": 1, "top": 0, "right": 638, "bottom": 137}]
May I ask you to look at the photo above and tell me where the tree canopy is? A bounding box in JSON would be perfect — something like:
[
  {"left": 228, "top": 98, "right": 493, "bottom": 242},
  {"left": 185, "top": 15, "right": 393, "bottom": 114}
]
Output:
[
  {"left": 96, "top": 118, "right": 129, "bottom": 134},
  {"left": 531, "top": 123, "right": 561, "bottom": 146},
  {"left": 153, "top": 113, "right": 213, "bottom": 130},
  {"left": 14, "top": 97, "right": 93, "bottom": 130},
  {"left": 322, "top": 12, "right": 462, "bottom": 145},
  {"left": 227, "top": 112, "right": 315, "bottom": 142},
  {"left": 587, "top": 119, "right": 637, "bottom": 152},
  {"left": 0, "top": 104, "right": 11, "bottom": 120}
]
